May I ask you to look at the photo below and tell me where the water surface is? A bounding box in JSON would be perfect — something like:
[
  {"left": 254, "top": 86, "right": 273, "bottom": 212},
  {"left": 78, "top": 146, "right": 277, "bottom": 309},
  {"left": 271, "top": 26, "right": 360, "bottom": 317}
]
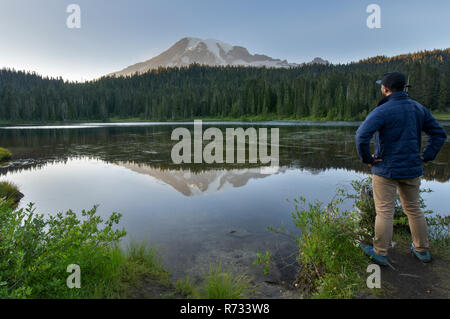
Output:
[{"left": 1, "top": 122, "right": 448, "bottom": 285}]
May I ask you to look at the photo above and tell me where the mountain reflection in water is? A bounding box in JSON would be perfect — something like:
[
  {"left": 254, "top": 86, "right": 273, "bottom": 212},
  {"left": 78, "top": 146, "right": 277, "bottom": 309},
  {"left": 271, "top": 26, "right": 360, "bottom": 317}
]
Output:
[{"left": 117, "top": 162, "right": 284, "bottom": 196}]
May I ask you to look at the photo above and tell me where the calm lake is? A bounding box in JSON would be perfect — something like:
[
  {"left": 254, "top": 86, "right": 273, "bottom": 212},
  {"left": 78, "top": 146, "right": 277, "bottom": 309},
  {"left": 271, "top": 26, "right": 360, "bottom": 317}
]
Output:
[{"left": 1, "top": 122, "right": 449, "bottom": 290}]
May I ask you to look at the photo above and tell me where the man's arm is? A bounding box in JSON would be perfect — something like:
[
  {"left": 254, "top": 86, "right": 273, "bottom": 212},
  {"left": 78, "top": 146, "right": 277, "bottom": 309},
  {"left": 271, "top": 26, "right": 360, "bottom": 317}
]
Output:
[
  {"left": 355, "top": 109, "right": 384, "bottom": 164},
  {"left": 421, "top": 108, "right": 447, "bottom": 162}
]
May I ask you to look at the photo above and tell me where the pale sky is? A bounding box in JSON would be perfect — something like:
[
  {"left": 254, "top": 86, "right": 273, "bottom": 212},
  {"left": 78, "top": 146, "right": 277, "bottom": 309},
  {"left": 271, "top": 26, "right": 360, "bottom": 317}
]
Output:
[{"left": 0, "top": 0, "right": 449, "bottom": 82}]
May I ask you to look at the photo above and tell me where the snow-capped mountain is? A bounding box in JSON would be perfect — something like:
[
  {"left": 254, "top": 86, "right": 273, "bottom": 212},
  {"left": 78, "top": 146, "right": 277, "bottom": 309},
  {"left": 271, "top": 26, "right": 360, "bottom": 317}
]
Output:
[{"left": 108, "top": 37, "right": 328, "bottom": 77}]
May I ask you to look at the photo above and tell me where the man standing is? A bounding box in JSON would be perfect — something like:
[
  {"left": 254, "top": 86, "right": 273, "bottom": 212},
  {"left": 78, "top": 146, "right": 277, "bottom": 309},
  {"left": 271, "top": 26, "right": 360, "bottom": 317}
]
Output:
[{"left": 355, "top": 72, "right": 447, "bottom": 265}]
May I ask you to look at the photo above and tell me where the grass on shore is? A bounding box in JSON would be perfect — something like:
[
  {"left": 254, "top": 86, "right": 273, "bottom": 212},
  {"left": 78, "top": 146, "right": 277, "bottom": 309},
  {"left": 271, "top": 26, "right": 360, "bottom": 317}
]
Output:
[
  {"left": 1, "top": 111, "right": 448, "bottom": 125},
  {"left": 104, "top": 242, "right": 172, "bottom": 299},
  {"left": 135, "top": 112, "right": 450, "bottom": 123},
  {"left": 434, "top": 113, "right": 450, "bottom": 121},
  {"left": 0, "top": 147, "right": 12, "bottom": 162},
  {"left": 95, "top": 115, "right": 331, "bottom": 123},
  {"left": 0, "top": 181, "right": 23, "bottom": 209},
  {"left": 58, "top": 111, "right": 450, "bottom": 123},
  {"left": 176, "top": 264, "right": 253, "bottom": 299}
]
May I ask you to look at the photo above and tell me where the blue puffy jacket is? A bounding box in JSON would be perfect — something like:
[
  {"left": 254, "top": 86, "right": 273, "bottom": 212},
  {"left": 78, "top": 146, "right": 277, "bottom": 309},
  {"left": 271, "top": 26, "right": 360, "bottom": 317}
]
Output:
[{"left": 356, "top": 91, "right": 447, "bottom": 179}]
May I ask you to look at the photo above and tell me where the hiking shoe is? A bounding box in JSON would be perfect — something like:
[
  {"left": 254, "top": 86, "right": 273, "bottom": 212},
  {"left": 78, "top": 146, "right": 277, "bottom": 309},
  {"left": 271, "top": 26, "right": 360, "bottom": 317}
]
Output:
[
  {"left": 360, "top": 244, "right": 388, "bottom": 266},
  {"left": 410, "top": 244, "right": 431, "bottom": 263}
]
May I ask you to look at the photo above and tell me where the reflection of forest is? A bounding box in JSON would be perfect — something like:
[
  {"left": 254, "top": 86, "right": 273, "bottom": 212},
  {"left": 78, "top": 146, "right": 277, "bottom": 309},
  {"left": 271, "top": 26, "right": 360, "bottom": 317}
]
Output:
[{"left": 0, "top": 124, "right": 449, "bottom": 182}]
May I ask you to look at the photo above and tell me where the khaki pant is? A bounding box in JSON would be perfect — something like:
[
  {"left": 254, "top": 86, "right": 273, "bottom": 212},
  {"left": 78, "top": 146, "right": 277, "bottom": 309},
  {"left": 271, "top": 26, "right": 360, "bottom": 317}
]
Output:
[{"left": 372, "top": 174, "right": 429, "bottom": 256}]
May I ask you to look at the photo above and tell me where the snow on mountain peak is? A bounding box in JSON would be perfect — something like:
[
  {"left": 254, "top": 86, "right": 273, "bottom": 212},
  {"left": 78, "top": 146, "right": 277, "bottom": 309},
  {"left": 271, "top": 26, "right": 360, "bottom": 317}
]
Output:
[{"left": 108, "top": 37, "right": 328, "bottom": 77}]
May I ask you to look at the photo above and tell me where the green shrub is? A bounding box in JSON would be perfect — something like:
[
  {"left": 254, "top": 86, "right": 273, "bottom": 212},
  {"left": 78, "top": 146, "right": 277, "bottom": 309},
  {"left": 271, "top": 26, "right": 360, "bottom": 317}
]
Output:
[
  {"left": 426, "top": 215, "right": 450, "bottom": 248},
  {"left": 0, "top": 199, "right": 128, "bottom": 298},
  {"left": 290, "top": 196, "right": 368, "bottom": 298},
  {"left": 252, "top": 251, "right": 272, "bottom": 275}
]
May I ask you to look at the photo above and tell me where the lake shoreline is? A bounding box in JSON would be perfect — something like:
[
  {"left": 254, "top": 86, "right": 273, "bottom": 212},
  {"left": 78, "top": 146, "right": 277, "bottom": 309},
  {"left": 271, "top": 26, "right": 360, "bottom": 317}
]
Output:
[{"left": 1, "top": 113, "right": 449, "bottom": 127}]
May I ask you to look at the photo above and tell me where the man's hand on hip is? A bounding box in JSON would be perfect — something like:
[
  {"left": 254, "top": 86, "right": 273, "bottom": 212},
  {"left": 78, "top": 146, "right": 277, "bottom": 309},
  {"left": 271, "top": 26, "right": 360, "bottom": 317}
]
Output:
[{"left": 368, "top": 155, "right": 383, "bottom": 168}]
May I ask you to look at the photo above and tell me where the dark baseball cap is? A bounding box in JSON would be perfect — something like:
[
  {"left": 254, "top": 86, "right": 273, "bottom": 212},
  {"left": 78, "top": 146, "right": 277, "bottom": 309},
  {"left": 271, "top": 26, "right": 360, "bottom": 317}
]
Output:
[{"left": 376, "top": 72, "right": 409, "bottom": 91}]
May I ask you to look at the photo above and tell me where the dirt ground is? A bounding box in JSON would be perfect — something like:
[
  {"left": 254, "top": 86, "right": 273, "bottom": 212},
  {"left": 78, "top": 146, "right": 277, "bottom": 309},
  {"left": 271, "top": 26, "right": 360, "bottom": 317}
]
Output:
[{"left": 377, "top": 244, "right": 449, "bottom": 299}]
